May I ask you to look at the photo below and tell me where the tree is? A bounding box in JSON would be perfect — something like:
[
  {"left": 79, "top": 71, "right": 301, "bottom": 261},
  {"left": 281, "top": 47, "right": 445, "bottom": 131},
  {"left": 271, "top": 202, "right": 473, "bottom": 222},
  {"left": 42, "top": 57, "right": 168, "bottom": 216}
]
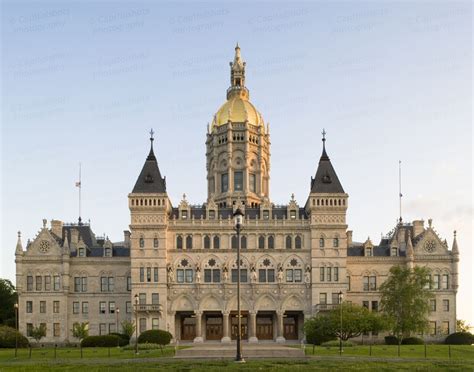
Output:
[
  {"left": 304, "top": 315, "right": 336, "bottom": 345},
  {"left": 30, "top": 324, "right": 46, "bottom": 344},
  {"left": 380, "top": 265, "right": 433, "bottom": 342},
  {"left": 72, "top": 322, "right": 89, "bottom": 342},
  {"left": 456, "top": 319, "right": 472, "bottom": 333},
  {"left": 121, "top": 320, "right": 136, "bottom": 339},
  {"left": 0, "top": 279, "right": 17, "bottom": 327}
]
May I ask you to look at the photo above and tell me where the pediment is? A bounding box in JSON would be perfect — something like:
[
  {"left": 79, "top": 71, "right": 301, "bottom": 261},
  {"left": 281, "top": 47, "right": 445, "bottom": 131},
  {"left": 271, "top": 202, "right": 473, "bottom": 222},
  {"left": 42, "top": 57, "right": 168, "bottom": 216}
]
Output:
[
  {"left": 27, "top": 228, "right": 61, "bottom": 257},
  {"left": 414, "top": 230, "right": 448, "bottom": 255}
]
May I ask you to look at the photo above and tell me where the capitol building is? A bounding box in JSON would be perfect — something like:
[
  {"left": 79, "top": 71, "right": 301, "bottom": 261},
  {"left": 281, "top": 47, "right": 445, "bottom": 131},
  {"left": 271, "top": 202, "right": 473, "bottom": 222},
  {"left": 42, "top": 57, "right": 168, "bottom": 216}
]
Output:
[{"left": 15, "top": 45, "right": 458, "bottom": 344}]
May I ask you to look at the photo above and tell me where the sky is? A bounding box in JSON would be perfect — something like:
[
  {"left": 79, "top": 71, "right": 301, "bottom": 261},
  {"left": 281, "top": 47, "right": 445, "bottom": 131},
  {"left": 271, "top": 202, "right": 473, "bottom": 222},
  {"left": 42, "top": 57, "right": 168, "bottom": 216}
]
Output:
[{"left": 1, "top": 2, "right": 472, "bottom": 325}]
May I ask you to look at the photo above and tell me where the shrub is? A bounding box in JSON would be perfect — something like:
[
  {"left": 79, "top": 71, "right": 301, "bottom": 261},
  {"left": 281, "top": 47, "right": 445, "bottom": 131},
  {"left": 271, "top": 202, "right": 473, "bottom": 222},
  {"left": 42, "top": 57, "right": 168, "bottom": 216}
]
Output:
[
  {"left": 445, "top": 332, "right": 474, "bottom": 345},
  {"left": 138, "top": 330, "right": 172, "bottom": 347},
  {"left": 321, "top": 340, "right": 354, "bottom": 347},
  {"left": 109, "top": 333, "right": 129, "bottom": 346},
  {"left": 0, "top": 326, "right": 29, "bottom": 348},
  {"left": 401, "top": 337, "right": 424, "bottom": 345},
  {"left": 81, "top": 335, "right": 121, "bottom": 347},
  {"left": 304, "top": 317, "right": 336, "bottom": 345},
  {"left": 384, "top": 335, "right": 399, "bottom": 345}
]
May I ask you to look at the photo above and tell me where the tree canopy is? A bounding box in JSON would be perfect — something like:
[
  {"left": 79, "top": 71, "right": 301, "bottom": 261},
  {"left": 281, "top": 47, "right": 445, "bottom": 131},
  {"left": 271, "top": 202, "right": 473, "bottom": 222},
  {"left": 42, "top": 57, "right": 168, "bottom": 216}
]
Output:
[
  {"left": 380, "top": 265, "right": 433, "bottom": 341},
  {"left": 0, "top": 279, "right": 17, "bottom": 327}
]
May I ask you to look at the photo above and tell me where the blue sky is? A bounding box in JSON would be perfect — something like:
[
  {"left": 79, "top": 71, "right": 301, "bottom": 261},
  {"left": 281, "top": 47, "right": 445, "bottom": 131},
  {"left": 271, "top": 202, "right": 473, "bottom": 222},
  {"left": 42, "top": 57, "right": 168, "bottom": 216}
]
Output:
[{"left": 1, "top": 2, "right": 472, "bottom": 324}]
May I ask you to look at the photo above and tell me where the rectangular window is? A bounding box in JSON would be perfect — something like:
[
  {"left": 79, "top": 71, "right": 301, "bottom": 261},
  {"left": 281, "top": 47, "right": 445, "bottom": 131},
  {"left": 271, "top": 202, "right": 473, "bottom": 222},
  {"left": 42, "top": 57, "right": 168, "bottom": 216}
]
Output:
[
  {"left": 74, "top": 277, "right": 81, "bottom": 292},
  {"left": 109, "top": 302, "right": 115, "bottom": 314},
  {"left": 372, "top": 301, "right": 379, "bottom": 312},
  {"left": 442, "top": 274, "right": 449, "bottom": 289},
  {"left": 139, "top": 293, "right": 146, "bottom": 305},
  {"left": 320, "top": 267, "right": 325, "bottom": 282},
  {"left": 147, "top": 267, "right": 152, "bottom": 282},
  {"left": 443, "top": 299, "right": 449, "bottom": 312},
  {"left": 27, "top": 323, "right": 33, "bottom": 337},
  {"left": 109, "top": 323, "right": 116, "bottom": 334},
  {"left": 185, "top": 269, "right": 193, "bottom": 283},
  {"left": 139, "top": 318, "right": 146, "bottom": 333},
  {"left": 208, "top": 210, "right": 215, "bottom": 220},
  {"left": 430, "top": 299, "right": 436, "bottom": 312},
  {"left": 429, "top": 321, "right": 437, "bottom": 336},
  {"left": 108, "top": 277, "right": 114, "bottom": 292},
  {"left": 154, "top": 268, "right": 158, "bottom": 282},
  {"left": 126, "top": 301, "right": 132, "bottom": 314},
  {"left": 362, "top": 301, "right": 369, "bottom": 309},
  {"left": 26, "top": 301, "right": 33, "bottom": 313},
  {"left": 326, "top": 267, "right": 332, "bottom": 282},
  {"left": 259, "top": 269, "right": 266, "bottom": 283},
  {"left": 290, "top": 210, "right": 296, "bottom": 220},
  {"left": 140, "top": 268, "right": 144, "bottom": 283},
  {"left": 127, "top": 276, "right": 132, "bottom": 291},
  {"left": 213, "top": 269, "right": 221, "bottom": 283},
  {"left": 53, "top": 323, "right": 60, "bottom": 337},
  {"left": 99, "top": 301, "right": 106, "bottom": 314},
  {"left": 347, "top": 276, "right": 351, "bottom": 291},
  {"left": 82, "top": 302, "right": 89, "bottom": 314},
  {"left": 53, "top": 301, "right": 60, "bottom": 314},
  {"left": 36, "top": 276, "right": 42, "bottom": 291},
  {"left": 433, "top": 274, "right": 440, "bottom": 289},
  {"left": 263, "top": 210, "right": 269, "bottom": 220},
  {"left": 294, "top": 269, "right": 302, "bottom": 282},
  {"left": 44, "top": 276, "right": 51, "bottom": 291},
  {"left": 267, "top": 269, "right": 275, "bottom": 283},
  {"left": 234, "top": 171, "right": 243, "bottom": 191},
  {"left": 81, "top": 277, "right": 87, "bottom": 292},
  {"left": 331, "top": 293, "right": 339, "bottom": 304},
  {"left": 204, "top": 269, "right": 212, "bottom": 283},
  {"left": 177, "top": 269, "right": 184, "bottom": 283},
  {"left": 363, "top": 276, "right": 369, "bottom": 291},
  {"left": 101, "top": 277, "right": 107, "bottom": 291},
  {"left": 221, "top": 173, "right": 228, "bottom": 192},
  {"left": 27, "top": 276, "right": 33, "bottom": 291},
  {"left": 286, "top": 269, "right": 293, "bottom": 283},
  {"left": 231, "top": 269, "right": 247, "bottom": 283},
  {"left": 152, "top": 318, "right": 159, "bottom": 330},
  {"left": 442, "top": 321, "right": 449, "bottom": 335},
  {"left": 249, "top": 173, "right": 256, "bottom": 193},
  {"left": 334, "top": 267, "right": 339, "bottom": 282},
  {"left": 40, "top": 301, "right": 46, "bottom": 313},
  {"left": 99, "top": 323, "right": 106, "bottom": 335},
  {"left": 319, "top": 293, "right": 327, "bottom": 305},
  {"left": 152, "top": 293, "right": 159, "bottom": 305},
  {"left": 369, "top": 276, "right": 377, "bottom": 291},
  {"left": 53, "top": 275, "right": 60, "bottom": 291}
]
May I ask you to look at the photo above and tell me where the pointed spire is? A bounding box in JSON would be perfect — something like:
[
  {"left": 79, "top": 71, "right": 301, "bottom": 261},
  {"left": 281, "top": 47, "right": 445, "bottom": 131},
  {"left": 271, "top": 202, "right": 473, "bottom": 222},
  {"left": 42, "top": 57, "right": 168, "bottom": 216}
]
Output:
[
  {"left": 147, "top": 128, "right": 156, "bottom": 161},
  {"left": 321, "top": 128, "right": 329, "bottom": 160},
  {"left": 16, "top": 231, "right": 23, "bottom": 255},
  {"left": 406, "top": 230, "right": 414, "bottom": 259},
  {"left": 233, "top": 42, "right": 243, "bottom": 69},
  {"left": 452, "top": 230, "right": 459, "bottom": 255}
]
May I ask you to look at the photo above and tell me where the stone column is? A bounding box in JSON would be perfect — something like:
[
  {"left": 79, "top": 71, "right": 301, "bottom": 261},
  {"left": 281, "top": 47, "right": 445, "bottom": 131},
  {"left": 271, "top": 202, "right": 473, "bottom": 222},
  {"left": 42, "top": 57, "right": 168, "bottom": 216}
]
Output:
[
  {"left": 221, "top": 311, "right": 231, "bottom": 343},
  {"left": 276, "top": 310, "right": 286, "bottom": 343},
  {"left": 194, "top": 311, "right": 203, "bottom": 343},
  {"left": 248, "top": 310, "right": 258, "bottom": 343},
  {"left": 168, "top": 311, "right": 176, "bottom": 343}
]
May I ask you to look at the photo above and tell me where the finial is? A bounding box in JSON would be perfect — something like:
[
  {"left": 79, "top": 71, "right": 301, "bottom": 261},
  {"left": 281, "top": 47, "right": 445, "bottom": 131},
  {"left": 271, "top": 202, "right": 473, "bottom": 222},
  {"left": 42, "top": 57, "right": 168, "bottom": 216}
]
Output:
[
  {"left": 149, "top": 128, "right": 154, "bottom": 141},
  {"left": 291, "top": 193, "right": 295, "bottom": 201},
  {"left": 322, "top": 128, "right": 326, "bottom": 143},
  {"left": 146, "top": 129, "right": 157, "bottom": 161},
  {"left": 42, "top": 219, "right": 47, "bottom": 228},
  {"left": 454, "top": 230, "right": 457, "bottom": 238},
  {"left": 18, "top": 231, "right": 21, "bottom": 238},
  {"left": 428, "top": 218, "right": 432, "bottom": 228},
  {"left": 235, "top": 42, "right": 240, "bottom": 50},
  {"left": 182, "top": 193, "right": 186, "bottom": 201},
  {"left": 320, "top": 129, "right": 329, "bottom": 160}
]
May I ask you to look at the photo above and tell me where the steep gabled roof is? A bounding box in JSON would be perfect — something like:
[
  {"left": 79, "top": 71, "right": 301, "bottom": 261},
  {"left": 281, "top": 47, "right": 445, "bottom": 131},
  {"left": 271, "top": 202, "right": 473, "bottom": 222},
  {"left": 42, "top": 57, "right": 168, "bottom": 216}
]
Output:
[
  {"left": 132, "top": 133, "right": 167, "bottom": 194},
  {"left": 310, "top": 134, "right": 344, "bottom": 194}
]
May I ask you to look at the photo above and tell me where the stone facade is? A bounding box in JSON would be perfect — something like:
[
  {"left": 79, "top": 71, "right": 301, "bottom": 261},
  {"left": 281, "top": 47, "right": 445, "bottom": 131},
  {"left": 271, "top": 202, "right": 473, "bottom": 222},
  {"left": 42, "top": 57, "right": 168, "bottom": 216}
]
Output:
[{"left": 15, "top": 45, "right": 458, "bottom": 344}]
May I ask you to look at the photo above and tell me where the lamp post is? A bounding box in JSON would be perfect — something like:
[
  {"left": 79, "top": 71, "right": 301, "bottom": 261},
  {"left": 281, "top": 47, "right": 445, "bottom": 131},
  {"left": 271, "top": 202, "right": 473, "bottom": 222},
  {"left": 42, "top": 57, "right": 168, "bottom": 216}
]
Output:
[
  {"left": 338, "top": 291, "right": 343, "bottom": 356},
  {"left": 116, "top": 308, "right": 120, "bottom": 333},
  {"left": 134, "top": 294, "right": 139, "bottom": 354},
  {"left": 14, "top": 302, "right": 18, "bottom": 358},
  {"left": 233, "top": 207, "right": 245, "bottom": 363}
]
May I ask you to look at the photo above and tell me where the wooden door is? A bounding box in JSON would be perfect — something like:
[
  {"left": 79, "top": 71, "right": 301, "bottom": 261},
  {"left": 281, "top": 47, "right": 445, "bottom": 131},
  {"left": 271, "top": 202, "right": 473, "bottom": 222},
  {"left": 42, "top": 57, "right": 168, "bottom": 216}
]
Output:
[
  {"left": 231, "top": 315, "right": 248, "bottom": 340},
  {"left": 181, "top": 316, "right": 196, "bottom": 340},
  {"left": 284, "top": 315, "right": 298, "bottom": 340},
  {"left": 256, "top": 316, "right": 273, "bottom": 340},
  {"left": 206, "top": 316, "right": 223, "bottom": 340}
]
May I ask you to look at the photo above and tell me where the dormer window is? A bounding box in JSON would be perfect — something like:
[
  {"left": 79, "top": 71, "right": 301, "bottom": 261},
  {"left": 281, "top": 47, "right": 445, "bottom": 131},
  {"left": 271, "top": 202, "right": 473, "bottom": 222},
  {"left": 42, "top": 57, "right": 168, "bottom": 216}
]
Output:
[
  {"left": 104, "top": 248, "right": 112, "bottom": 257},
  {"left": 208, "top": 210, "right": 216, "bottom": 220},
  {"left": 290, "top": 210, "right": 296, "bottom": 220},
  {"left": 365, "top": 247, "right": 372, "bottom": 257},
  {"left": 181, "top": 210, "right": 188, "bottom": 219},
  {"left": 78, "top": 248, "right": 85, "bottom": 257},
  {"left": 263, "top": 210, "right": 269, "bottom": 220},
  {"left": 144, "top": 173, "right": 153, "bottom": 183},
  {"left": 391, "top": 247, "right": 398, "bottom": 257}
]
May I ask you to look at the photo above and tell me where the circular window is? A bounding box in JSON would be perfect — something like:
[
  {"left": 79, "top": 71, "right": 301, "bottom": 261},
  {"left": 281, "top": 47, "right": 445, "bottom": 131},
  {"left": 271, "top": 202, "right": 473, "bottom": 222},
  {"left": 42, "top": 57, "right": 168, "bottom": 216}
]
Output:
[
  {"left": 263, "top": 258, "right": 271, "bottom": 267},
  {"left": 181, "top": 259, "right": 189, "bottom": 267},
  {"left": 208, "top": 259, "right": 216, "bottom": 267},
  {"left": 290, "top": 259, "right": 298, "bottom": 267}
]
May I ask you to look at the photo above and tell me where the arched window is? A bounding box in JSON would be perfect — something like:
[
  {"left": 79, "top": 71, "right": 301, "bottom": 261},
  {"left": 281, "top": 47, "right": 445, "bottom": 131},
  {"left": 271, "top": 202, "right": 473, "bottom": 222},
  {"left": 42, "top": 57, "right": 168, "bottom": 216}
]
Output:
[
  {"left": 295, "top": 235, "right": 302, "bottom": 249},
  {"left": 258, "top": 235, "right": 265, "bottom": 249},
  {"left": 286, "top": 235, "right": 292, "bottom": 249},
  {"left": 330, "top": 199, "right": 333, "bottom": 206},
  {"left": 333, "top": 238, "right": 339, "bottom": 248},
  {"left": 241, "top": 236, "right": 247, "bottom": 249},
  {"left": 319, "top": 237, "right": 325, "bottom": 248},
  {"left": 153, "top": 238, "right": 159, "bottom": 248},
  {"left": 317, "top": 199, "right": 320, "bottom": 206},
  {"left": 176, "top": 236, "right": 183, "bottom": 249},
  {"left": 268, "top": 235, "right": 274, "bottom": 249},
  {"left": 139, "top": 237, "right": 145, "bottom": 248},
  {"left": 204, "top": 235, "right": 211, "bottom": 249},
  {"left": 231, "top": 235, "right": 238, "bottom": 249},
  {"left": 186, "top": 235, "right": 193, "bottom": 249},
  {"left": 213, "top": 236, "right": 220, "bottom": 249}
]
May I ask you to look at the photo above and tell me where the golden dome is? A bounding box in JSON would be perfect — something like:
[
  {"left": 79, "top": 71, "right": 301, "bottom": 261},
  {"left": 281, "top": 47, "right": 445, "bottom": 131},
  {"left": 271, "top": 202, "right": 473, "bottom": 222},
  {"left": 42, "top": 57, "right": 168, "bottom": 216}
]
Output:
[{"left": 212, "top": 94, "right": 264, "bottom": 129}]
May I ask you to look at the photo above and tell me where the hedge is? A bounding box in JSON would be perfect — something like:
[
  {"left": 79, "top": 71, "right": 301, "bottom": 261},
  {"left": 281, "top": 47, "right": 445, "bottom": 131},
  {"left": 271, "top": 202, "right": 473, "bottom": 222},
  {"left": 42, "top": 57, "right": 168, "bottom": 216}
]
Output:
[
  {"left": 401, "top": 337, "right": 424, "bottom": 345},
  {"left": 81, "top": 335, "right": 121, "bottom": 347},
  {"left": 0, "top": 326, "right": 29, "bottom": 348},
  {"left": 109, "top": 333, "right": 129, "bottom": 346},
  {"left": 384, "top": 335, "right": 399, "bottom": 345},
  {"left": 137, "top": 330, "right": 172, "bottom": 347},
  {"left": 445, "top": 332, "right": 474, "bottom": 345}
]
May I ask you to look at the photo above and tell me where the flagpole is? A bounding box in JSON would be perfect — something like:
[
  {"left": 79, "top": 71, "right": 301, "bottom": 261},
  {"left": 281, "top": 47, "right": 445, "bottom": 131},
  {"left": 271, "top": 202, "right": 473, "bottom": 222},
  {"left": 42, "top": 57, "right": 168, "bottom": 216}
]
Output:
[
  {"left": 399, "top": 160, "right": 402, "bottom": 223},
  {"left": 78, "top": 163, "right": 82, "bottom": 225}
]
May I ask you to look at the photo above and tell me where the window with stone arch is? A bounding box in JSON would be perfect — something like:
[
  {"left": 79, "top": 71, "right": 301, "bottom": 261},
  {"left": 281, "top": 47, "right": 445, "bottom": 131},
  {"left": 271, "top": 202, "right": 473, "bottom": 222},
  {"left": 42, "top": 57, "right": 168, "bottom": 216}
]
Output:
[
  {"left": 186, "top": 235, "right": 193, "bottom": 250},
  {"left": 176, "top": 235, "right": 183, "bottom": 249},
  {"left": 319, "top": 237, "right": 325, "bottom": 248},
  {"left": 285, "top": 257, "right": 303, "bottom": 283},
  {"left": 139, "top": 236, "right": 145, "bottom": 249},
  {"left": 268, "top": 235, "right": 275, "bottom": 249},
  {"left": 204, "top": 235, "right": 211, "bottom": 249},
  {"left": 153, "top": 237, "right": 159, "bottom": 249},
  {"left": 203, "top": 257, "right": 221, "bottom": 283},
  {"left": 295, "top": 235, "right": 302, "bottom": 249},
  {"left": 286, "top": 235, "right": 292, "bottom": 249},
  {"left": 258, "top": 235, "right": 265, "bottom": 249},
  {"left": 176, "top": 258, "right": 193, "bottom": 283},
  {"left": 258, "top": 257, "right": 276, "bottom": 283},
  {"left": 231, "top": 257, "right": 248, "bottom": 283},
  {"left": 213, "top": 235, "right": 220, "bottom": 249},
  {"left": 333, "top": 236, "right": 339, "bottom": 248}
]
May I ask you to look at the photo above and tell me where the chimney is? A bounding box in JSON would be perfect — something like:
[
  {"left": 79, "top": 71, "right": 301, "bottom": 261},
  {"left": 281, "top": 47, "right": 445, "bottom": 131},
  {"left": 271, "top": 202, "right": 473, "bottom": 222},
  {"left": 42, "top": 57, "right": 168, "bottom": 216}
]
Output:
[
  {"left": 346, "top": 230, "right": 353, "bottom": 247},
  {"left": 124, "top": 230, "right": 131, "bottom": 248},
  {"left": 70, "top": 228, "right": 79, "bottom": 245},
  {"left": 51, "top": 220, "right": 63, "bottom": 238},
  {"left": 412, "top": 220, "right": 424, "bottom": 238}
]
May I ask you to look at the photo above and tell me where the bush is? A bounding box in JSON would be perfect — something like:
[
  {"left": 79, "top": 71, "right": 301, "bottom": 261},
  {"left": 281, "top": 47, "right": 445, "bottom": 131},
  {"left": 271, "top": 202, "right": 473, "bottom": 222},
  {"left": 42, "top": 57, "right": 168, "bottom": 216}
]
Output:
[
  {"left": 81, "top": 335, "right": 121, "bottom": 347},
  {"left": 401, "top": 337, "right": 424, "bottom": 345},
  {"left": 321, "top": 340, "right": 354, "bottom": 347},
  {"left": 304, "top": 317, "right": 336, "bottom": 346},
  {"left": 445, "top": 332, "right": 474, "bottom": 345},
  {"left": 0, "top": 326, "right": 29, "bottom": 348},
  {"left": 384, "top": 335, "right": 399, "bottom": 345},
  {"left": 137, "top": 330, "right": 172, "bottom": 347},
  {"left": 109, "top": 333, "right": 129, "bottom": 346}
]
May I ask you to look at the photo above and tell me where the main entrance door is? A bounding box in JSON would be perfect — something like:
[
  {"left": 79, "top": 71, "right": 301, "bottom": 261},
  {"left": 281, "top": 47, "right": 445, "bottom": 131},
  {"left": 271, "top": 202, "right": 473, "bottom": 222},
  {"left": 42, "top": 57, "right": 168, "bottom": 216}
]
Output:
[
  {"left": 206, "top": 315, "right": 223, "bottom": 340},
  {"left": 256, "top": 315, "right": 273, "bottom": 340},
  {"left": 283, "top": 315, "right": 298, "bottom": 340},
  {"left": 181, "top": 315, "right": 196, "bottom": 340},
  {"left": 231, "top": 313, "right": 248, "bottom": 340}
]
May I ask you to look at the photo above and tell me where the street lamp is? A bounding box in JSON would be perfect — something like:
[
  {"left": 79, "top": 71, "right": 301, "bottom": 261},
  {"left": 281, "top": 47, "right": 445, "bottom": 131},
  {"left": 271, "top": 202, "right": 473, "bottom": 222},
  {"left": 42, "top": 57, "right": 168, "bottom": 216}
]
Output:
[
  {"left": 116, "top": 308, "right": 120, "bottom": 333},
  {"left": 338, "top": 291, "right": 343, "bottom": 356},
  {"left": 134, "top": 294, "right": 139, "bottom": 354},
  {"left": 14, "top": 302, "right": 18, "bottom": 358},
  {"left": 233, "top": 207, "right": 245, "bottom": 363}
]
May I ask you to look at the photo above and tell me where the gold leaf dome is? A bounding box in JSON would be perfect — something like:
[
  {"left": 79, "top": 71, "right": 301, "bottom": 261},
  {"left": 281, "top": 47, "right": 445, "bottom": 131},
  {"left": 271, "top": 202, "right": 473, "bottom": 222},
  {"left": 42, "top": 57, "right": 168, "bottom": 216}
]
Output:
[{"left": 212, "top": 95, "right": 264, "bottom": 129}]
